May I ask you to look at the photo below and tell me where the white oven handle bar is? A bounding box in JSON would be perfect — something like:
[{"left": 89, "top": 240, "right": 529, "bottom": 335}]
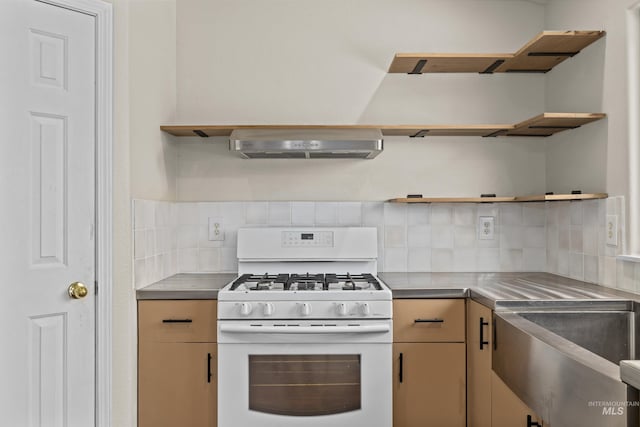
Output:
[{"left": 219, "top": 323, "right": 390, "bottom": 334}]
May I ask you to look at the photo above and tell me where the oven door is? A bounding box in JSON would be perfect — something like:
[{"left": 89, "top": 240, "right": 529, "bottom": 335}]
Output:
[{"left": 218, "top": 321, "right": 392, "bottom": 427}]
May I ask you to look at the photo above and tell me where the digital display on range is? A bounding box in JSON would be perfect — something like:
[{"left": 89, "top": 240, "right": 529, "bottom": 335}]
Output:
[{"left": 301, "top": 233, "right": 314, "bottom": 240}]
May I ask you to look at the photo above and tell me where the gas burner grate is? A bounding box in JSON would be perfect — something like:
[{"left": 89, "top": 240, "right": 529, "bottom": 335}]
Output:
[
  {"left": 230, "top": 273, "right": 382, "bottom": 291},
  {"left": 325, "top": 273, "right": 382, "bottom": 290},
  {"left": 286, "top": 273, "right": 326, "bottom": 291},
  {"left": 230, "top": 273, "right": 289, "bottom": 291}
]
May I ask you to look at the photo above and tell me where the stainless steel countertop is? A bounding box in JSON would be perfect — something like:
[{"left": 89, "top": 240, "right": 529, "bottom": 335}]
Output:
[
  {"left": 620, "top": 361, "right": 640, "bottom": 390},
  {"left": 137, "top": 272, "right": 640, "bottom": 309},
  {"left": 136, "top": 273, "right": 236, "bottom": 300},
  {"left": 379, "top": 272, "right": 639, "bottom": 310}
]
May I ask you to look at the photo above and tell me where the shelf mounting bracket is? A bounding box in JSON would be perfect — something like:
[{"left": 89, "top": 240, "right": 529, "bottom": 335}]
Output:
[
  {"left": 480, "top": 59, "right": 505, "bottom": 74},
  {"left": 409, "top": 129, "right": 429, "bottom": 138},
  {"left": 408, "top": 59, "right": 427, "bottom": 75}
]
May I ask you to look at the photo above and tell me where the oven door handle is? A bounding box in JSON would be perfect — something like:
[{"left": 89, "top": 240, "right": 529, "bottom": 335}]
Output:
[{"left": 219, "top": 324, "right": 391, "bottom": 334}]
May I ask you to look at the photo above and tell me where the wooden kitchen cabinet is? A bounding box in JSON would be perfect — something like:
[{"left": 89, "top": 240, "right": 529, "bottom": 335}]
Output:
[
  {"left": 138, "top": 300, "right": 217, "bottom": 427},
  {"left": 393, "top": 343, "right": 466, "bottom": 427},
  {"left": 467, "top": 300, "right": 544, "bottom": 427},
  {"left": 491, "top": 372, "right": 544, "bottom": 427},
  {"left": 467, "top": 299, "right": 493, "bottom": 427},
  {"left": 394, "top": 299, "right": 465, "bottom": 343},
  {"left": 139, "top": 342, "right": 216, "bottom": 427},
  {"left": 392, "top": 299, "right": 466, "bottom": 427}
]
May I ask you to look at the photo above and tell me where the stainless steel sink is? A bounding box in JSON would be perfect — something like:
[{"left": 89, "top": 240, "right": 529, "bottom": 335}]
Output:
[
  {"left": 516, "top": 310, "right": 633, "bottom": 364},
  {"left": 493, "top": 301, "right": 639, "bottom": 427}
]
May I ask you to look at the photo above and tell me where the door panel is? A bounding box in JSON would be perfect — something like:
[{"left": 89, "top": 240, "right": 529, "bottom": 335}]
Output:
[
  {"left": 28, "top": 313, "right": 67, "bottom": 427},
  {"left": 30, "top": 27, "right": 67, "bottom": 89},
  {"left": 0, "top": 1, "right": 96, "bottom": 425},
  {"left": 30, "top": 112, "right": 68, "bottom": 266}
]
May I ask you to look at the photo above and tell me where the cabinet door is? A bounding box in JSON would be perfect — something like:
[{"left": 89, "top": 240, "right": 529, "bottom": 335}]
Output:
[
  {"left": 139, "top": 342, "right": 217, "bottom": 427},
  {"left": 467, "top": 300, "right": 493, "bottom": 427},
  {"left": 393, "top": 343, "right": 465, "bottom": 427},
  {"left": 491, "top": 372, "right": 543, "bottom": 427}
]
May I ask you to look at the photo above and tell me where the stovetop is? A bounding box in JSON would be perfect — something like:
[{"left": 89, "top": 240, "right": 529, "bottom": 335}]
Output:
[
  {"left": 229, "top": 273, "right": 384, "bottom": 292},
  {"left": 219, "top": 272, "right": 391, "bottom": 317}
]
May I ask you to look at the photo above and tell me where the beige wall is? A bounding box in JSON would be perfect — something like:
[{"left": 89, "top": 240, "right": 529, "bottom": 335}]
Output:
[
  {"left": 130, "top": 0, "right": 178, "bottom": 200},
  {"left": 545, "top": 1, "right": 630, "bottom": 199},
  {"left": 174, "top": 0, "right": 548, "bottom": 201},
  {"left": 176, "top": 137, "right": 546, "bottom": 201},
  {"left": 109, "top": 1, "right": 135, "bottom": 426},
  {"left": 110, "top": 0, "right": 179, "bottom": 425}
]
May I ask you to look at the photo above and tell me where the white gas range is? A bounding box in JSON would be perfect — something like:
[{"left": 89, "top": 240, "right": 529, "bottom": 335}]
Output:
[{"left": 217, "top": 227, "right": 392, "bottom": 427}]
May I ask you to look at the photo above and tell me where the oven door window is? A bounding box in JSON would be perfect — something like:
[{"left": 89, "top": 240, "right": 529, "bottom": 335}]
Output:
[{"left": 249, "top": 354, "right": 361, "bottom": 416}]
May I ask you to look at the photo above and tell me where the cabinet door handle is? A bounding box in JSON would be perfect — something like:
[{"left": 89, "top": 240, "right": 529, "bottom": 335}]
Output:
[
  {"left": 480, "top": 317, "right": 489, "bottom": 350},
  {"left": 527, "top": 414, "right": 542, "bottom": 426},
  {"left": 399, "top": 352, "right": 403, "bottom": 383},
  {"left": 162, "top": 319, "right": 193, "bottom": 323},
  {"left": 493, "top": 318, "right": 497, "bottom": 350},
  {"left": 414, "top": 318, "right": 444, "bottom": 323},
  {"left": 207, "top": 353, "right": 212, "bottom": 383}
]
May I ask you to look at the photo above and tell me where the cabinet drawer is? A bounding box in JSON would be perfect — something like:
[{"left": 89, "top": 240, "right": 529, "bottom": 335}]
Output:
[
  {"left": 393, "top": 299, "right": 465, "bottom": 343},
  {"left": 138, "top": 300, "right": 217, "bottom": 343}
]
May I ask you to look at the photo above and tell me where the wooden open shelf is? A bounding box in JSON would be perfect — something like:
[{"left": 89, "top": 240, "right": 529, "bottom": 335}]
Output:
[
  {"left": 160, "top": 123, "right": 514, "bottom": 138},
  {"left": 164, "top": 124, "right": 382, "bottom": 138},
  {"left": 389, "top": 193, "right": 608, "bottom": 204},
  {"left": 390, "top": 197, "right": 517, "bottom": 203},
  {"left": 388, "top": 31, "right": 605, "bottom": 74},
  {"left": 514, "top": 193, "right": 608, "bottom": 202},
  {"left": 160, "top": 113, "right": 605, "bottom": 139},
  {"left": 502, "top": 112, "right": 606, "bottom": 137}
]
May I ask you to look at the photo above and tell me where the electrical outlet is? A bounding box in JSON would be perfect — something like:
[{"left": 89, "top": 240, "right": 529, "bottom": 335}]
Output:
[
  {"left": 606, "top": 215, "right": 618, "bottom": 246},
  {"left": 478, "top": 216, "right": 495, "bottom": 240},
  {"left": 208, "top": 218, "right": 225, "bottom": 241}
]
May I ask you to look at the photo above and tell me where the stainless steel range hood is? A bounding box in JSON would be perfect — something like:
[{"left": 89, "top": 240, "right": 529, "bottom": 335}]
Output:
[{"left": 229, "top": 129, "right": 383, "bottom": 159}]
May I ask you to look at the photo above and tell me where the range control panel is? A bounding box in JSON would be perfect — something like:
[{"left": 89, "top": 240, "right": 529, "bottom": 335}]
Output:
[{"left": 282, "top": 231, "right": 334, "bottom": 248}]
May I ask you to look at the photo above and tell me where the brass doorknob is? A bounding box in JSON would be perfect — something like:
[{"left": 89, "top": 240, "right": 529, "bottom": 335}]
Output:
[{"left": 68, "top": 282, "right": 88, "bottom": 299}]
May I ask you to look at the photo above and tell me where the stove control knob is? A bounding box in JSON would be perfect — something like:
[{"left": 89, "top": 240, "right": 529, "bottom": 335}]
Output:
[
  {"left": 300, "top": 302, "right": 312, "bottom": 316},
  {"left": 263, "top": 303, "right": 275, "bottom": 316},
  {"left": 337, "top": 303, "right": 348, "bottom": 316},
  {"left": 239, "top": 302, "right": 252, "bottom": 316},
  {"left": 360, "top": 303, "right": 371, "bottom": 316}
]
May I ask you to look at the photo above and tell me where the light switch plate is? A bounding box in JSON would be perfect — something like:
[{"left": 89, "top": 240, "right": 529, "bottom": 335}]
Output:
[
  {"left": 478, "top": 216, "right": 495, "bottom": 240},
  {"left": 606, "top": 215, "right": 618, "bottom": 246},
  {"left": 208, "top": 217, "right": 225, "bottom": 241}
]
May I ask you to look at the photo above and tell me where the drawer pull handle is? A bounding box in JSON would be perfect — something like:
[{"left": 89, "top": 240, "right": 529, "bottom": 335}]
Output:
[
  {"left": 480, "top": 317, "right": 489, "bottom": 350},
  {"left": 414, "top": 318, "right": 444, "bottom": 323},
  {"left": 399, "top": 352, "right": 403, "bottom": 383},
  {"left": 207, "top": 353, "right": 213, "bottom": 383},
  {"left": 162, "top": 319, "right": 193, "bottom": 323}
]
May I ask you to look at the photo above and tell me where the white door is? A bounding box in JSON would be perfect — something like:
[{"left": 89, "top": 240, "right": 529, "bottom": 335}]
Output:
[{"left": 0, "top": 0, "right": 96, "bottom": 425}]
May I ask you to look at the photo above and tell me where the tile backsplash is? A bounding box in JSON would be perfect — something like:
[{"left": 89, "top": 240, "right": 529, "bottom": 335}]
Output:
[
  {"left": 132, "top": 198, "right": 640, "bottom": 294},
  {"left": 546, "top": 196, "right": 640, "bottom": 294},
  {"left": 132, "top": 200, "right": 178, "bottom": 289}
]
